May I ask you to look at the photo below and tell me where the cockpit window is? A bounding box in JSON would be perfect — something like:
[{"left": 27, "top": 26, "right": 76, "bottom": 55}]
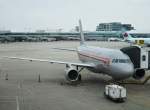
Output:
[{"left": 112, "top": 59, "right": 131, "bottom": 63}]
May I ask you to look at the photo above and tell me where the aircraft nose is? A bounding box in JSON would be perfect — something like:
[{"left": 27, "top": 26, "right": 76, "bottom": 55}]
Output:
[
  {"left": 124, "top": 66, "right": 134, "bottom": 73},
  {"left": 121, "top": 64, "right": 134, "bottom": 78},
  {"left": 111, "top": 63, "right": 134, "bottom": 79}
]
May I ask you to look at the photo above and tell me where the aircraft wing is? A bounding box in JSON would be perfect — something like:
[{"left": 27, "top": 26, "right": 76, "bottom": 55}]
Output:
[
  {"left": 52, "top": 47, "right": 76, "bottom": 52},
  {"left": 3, "top": 56, "right": 94, "bottom": 68}
]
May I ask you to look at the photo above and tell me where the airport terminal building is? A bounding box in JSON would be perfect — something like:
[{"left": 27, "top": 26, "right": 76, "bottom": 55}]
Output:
[
  {"left": 0, "top": 22, "right": 150, "bottom": 42},
  {"left": 96, "top": 22, "right": 134, "bottom": 31}
]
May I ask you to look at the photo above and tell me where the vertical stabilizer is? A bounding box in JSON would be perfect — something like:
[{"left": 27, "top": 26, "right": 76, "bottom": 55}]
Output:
[
  {"left": 79, "top": 20, "right": 85, "bottom": 45},
  {"left": 123, "top": 32, "right": 133, "bottom": 40}
]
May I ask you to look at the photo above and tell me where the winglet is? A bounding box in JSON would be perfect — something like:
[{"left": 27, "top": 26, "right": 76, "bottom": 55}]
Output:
[{"left": 79, "top": 19, "right": 85, "bottom": 45}]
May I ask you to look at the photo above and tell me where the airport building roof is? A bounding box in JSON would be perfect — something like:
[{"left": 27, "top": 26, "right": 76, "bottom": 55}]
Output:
[{"left": 0, "top": 31, "right": 150, "bottom": 42}]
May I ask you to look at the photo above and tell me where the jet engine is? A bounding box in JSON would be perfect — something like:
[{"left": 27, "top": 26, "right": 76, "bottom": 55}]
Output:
[
  {"left": 65, "top": 66, "right": 81, "bottom": 82},
  {"left": 133, "top": 69, "right": 145, "bottom": 79}
]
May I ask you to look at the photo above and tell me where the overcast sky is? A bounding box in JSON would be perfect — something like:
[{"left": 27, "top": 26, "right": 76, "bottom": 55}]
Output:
[{"left": 0, "top": 0, "right": 150, "bottom": 32}]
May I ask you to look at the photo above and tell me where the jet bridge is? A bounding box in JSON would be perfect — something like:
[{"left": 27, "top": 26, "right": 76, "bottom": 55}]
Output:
[{"left": 120, "top": 46, "right": 150, "bottom": 69}]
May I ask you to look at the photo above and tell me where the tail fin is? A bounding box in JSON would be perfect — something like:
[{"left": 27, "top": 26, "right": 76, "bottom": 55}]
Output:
[
  {"left": 79, "top": 19, "right": 85, "bottom": 45},
  {"left": 123, "top": 32, "right": 133, "bottom": 40}
]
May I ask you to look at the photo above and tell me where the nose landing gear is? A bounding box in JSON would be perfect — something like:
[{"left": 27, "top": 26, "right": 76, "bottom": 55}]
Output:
[{"left": 105, "top": 75, "right": 150, "bottom": 85}]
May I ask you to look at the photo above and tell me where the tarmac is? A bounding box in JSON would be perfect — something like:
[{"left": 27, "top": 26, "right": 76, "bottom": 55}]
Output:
[{"left": 0, "top": 41, "right": 150, "bottom": 110}]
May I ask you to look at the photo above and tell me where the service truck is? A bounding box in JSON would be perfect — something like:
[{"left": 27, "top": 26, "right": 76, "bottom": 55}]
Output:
[{"left": 104, "top": 84, "right": 126, "bottom": 102}]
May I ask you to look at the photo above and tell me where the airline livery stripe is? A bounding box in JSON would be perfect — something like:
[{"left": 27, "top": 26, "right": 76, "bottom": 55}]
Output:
[{"left": 78, "top": 52, "right": 110, "bottom": 64}]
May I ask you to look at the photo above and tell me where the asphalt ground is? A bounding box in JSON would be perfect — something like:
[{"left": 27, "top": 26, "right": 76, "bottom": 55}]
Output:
[{"left": 0, "top": 41, "right": 150, "bottom": 110}]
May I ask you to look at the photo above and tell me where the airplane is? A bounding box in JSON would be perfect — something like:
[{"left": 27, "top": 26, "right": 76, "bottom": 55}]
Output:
[
  {"left": 123, "top": 32, "right": 150, "bottom": 46},
  {"left": 108, "top": 37, "right": 122, "bottom": 42},
  {"left": 2, "top": 20, "right": 146, "bottom": 83}
]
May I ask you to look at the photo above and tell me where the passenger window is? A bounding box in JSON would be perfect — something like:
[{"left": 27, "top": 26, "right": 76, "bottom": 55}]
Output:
[
  {"left": 112, "top": 59, "right": 115, "bottom": 63},
  {"left": 142, "top": 55, "right": 146, "bottom": 61},
  {"left": 115, "top": 59, "right": 118, "bottom": 63}
]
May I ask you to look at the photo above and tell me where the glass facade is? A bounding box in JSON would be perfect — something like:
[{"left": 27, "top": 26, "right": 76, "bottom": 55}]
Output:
[{"left": 96, "top": 22, "right": 134, "bottom": 31}]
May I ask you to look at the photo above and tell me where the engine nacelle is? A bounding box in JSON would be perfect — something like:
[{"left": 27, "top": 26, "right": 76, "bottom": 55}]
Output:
[
  {"left": 133, "top": 69, "right": 145, "bottom": 79},
  {"left": 65, "top": 67, "right": 80, "bottom": 82}
]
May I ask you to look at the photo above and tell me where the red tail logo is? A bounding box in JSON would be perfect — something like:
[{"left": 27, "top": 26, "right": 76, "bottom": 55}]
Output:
[{"left": 124, "top": 33, "right": 128, "bottom": 37}]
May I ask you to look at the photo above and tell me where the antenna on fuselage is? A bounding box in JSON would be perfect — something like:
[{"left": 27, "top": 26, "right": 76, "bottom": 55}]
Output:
[{"left": 79, "top": 19, "right": 85, "bottom": 45}]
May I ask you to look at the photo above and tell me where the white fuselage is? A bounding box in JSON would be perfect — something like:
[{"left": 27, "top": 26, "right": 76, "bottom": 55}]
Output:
[
  {"left": 127, "top": 38, "right": 150, "bottom": 45},
  {"left": 77, "top": 45, "right": 134, "bottom": 79}
]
